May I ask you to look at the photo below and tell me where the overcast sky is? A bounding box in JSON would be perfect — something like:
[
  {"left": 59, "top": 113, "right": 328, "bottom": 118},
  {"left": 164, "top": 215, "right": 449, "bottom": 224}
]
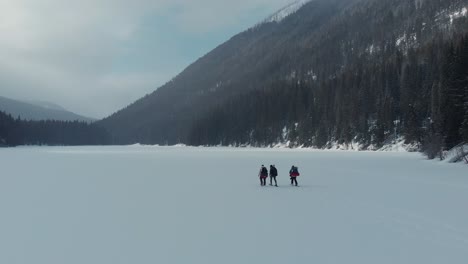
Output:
[{"left": 0, "top": 0, "right": 293, "bottom": 118}]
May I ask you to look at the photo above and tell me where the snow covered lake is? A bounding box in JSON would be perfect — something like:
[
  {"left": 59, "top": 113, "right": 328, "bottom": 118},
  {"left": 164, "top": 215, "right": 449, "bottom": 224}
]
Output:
[{"left": 1, "top": 146, "right": 467, "bottom": 264}]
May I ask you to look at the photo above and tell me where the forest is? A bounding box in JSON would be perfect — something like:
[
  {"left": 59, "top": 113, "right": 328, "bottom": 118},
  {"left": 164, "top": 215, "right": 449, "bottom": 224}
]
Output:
[
  {"left": 189, "top": 32, "right": 468, "bottom": 159},
  {"left": 0, "top": 111, "right": 110, "bottom": 146},
  {"left": 99, "top": 0, "right": 468, "bottom": 159}
]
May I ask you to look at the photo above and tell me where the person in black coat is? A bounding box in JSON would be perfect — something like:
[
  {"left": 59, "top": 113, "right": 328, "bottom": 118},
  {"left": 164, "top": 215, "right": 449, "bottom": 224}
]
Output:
[{"left": 269, "top": 165, "right": 278, "bottom": 187}]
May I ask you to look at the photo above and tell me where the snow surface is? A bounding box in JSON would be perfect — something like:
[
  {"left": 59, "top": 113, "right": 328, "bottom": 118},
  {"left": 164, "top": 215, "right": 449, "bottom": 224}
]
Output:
[
  {"left": 264, "top": 136, "right": 418, "bottom": 152},
  {"left": 1, "top": 146, "right": 467, "bottom": 264},
  {"left": 449, "top": 7, "right": 468, "bottom": 24},
  {"left": 396, "top": 34, "right": 406, "bottom": 46},
  {"left": 264, "top": 0, "right": 311, "bottom": 23},
  {"left": 444, "top": 144, "right": 468, "bottom": 163}
]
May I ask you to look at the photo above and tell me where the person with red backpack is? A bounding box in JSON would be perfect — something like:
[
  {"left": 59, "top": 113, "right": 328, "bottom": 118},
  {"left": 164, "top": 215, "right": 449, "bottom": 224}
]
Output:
[
  {"left": 259, "top": 165, "right": 268, "bottom": 186},
  {"left": 289, "top": 165, "right": 300, "bottom": 186}
]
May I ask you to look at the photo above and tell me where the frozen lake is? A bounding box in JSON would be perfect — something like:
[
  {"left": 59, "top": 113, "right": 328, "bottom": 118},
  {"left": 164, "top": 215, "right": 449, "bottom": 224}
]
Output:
[{"left": 0, "top": 146, "right": 467, "bottom": 264}]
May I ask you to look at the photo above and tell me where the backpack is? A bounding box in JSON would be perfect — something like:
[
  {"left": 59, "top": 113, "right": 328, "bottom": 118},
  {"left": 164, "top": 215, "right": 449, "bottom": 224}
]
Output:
[
  {"left": 290, "top": 166, "right": 300, "bottom": 177},
  {"left": 261, "top": 167, "right": 268, "bottom": 175},
  {"left": 271, "top": 167, "right": 278, "bottom": 176},
  {"left": 292, "top": 167, "right": 299, "bottom": 174}
]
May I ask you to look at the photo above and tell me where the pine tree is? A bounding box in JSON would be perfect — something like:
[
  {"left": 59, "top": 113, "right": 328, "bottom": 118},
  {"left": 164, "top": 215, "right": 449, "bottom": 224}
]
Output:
[
  {"left": 459, "top": 36, "right": 468, "bottom": 143},
  {"left": 462, "top": 84, "right": 468, "bottom": 142}
]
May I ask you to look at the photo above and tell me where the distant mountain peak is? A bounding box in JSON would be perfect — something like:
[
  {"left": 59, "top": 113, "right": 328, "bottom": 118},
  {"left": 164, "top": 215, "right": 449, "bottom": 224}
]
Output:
[
  {"left": 26, "top": 100, "right": 67, "bottom": 112},
  {"left": 263, "top": 0, "right": 311, "bottom": 23},
  {"left": 0, "top": 96, "right": 95, "bottom": 122}
]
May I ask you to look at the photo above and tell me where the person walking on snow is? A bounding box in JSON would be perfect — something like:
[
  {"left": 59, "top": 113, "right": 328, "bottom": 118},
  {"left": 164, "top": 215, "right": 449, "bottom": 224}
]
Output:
[
  {"left": 269, "top": 165, "right": 278, "bottom": 187},
  {"left": 289, "top": 165, "right": 300, "bottom": 186},
  {"left": 259, "top": 165, "right": 268, "bottom": 186}
]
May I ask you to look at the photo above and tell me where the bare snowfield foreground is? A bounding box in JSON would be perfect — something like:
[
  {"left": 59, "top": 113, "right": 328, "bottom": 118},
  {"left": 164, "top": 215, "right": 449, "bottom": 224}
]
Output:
[{"left": 0, "top": 146, "right": 467, "bottom": 264}]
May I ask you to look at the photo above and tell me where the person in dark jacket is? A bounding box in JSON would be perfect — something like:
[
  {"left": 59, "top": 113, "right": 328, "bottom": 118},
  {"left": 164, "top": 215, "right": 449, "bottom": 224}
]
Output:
[
  {"left": 259, "top": 165, "right": 268, "bottom": 186},
  {"left": 289, "top": 165, "right": 300, "bottom": 186},
  {"left": 269, "top": 165, "right": 278, "bottom": 187}
]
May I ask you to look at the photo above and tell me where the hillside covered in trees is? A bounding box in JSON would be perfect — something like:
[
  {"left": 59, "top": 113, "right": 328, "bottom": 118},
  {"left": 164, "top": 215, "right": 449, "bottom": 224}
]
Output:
[
  {"left": 98, "top": 0, "right": 468, "bottom": 157},
  {"left": 190, "top": 32, "right": 468, "bottom": 157},
  {"left": 0, "top": 111, "right": 110, "bottom": 147}
]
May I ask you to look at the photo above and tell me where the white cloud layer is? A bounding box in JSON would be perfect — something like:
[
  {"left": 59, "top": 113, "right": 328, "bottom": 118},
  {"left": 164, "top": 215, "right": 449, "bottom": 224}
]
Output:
[{"left": 0, "top": 0, "right": 292, "bottom": 118}]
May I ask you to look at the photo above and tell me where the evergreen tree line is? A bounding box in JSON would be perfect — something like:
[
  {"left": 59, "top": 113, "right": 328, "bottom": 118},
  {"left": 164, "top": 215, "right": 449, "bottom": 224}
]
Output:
[
  {"left": 0, "top": 111, "right": 110, "bottom": 147},
  {"left": 188, "top": 33, "right": 468, "bottom": 158}
]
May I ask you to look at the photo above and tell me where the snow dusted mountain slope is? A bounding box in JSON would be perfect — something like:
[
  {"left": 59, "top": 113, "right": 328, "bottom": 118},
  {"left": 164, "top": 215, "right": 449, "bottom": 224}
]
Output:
[
  {"left": 100, "top": 0, "right": 468, "bottom": 147},
  {"left": 1, "top": 146, "right": 467, "bottom": 264},
  {"left": 263, "top": 0, "right": 312, "bottom": 23}
]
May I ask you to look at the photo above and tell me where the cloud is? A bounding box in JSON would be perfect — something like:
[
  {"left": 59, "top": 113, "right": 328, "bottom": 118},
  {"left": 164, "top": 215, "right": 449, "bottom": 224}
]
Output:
[{"left": 0, "top": 0, "right": 292, "bottom": 118}]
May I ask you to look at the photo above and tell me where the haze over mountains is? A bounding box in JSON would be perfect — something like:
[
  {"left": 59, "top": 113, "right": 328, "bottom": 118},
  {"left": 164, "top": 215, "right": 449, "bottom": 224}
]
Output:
[
  {"left": 99, "top": 0, "right": 468, "bottom": 154},
  {"left": 0, "top": 96, "right": 95, "bottom": 122}
]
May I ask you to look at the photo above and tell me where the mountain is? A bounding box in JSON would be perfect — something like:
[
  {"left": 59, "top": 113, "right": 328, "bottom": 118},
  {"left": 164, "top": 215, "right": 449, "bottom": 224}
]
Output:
[
  {"left": 26, "top": 100, "right": 67, "bottom": 112},
  {"left": 0, "top": 96, "right": 95, "bottom": 122},
  {"left": 99, "top": 0, "right": 468, "bottom": 155}
]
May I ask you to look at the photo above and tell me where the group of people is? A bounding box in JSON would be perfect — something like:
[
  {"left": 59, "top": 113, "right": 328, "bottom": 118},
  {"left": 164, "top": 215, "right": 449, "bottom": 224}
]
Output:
[{"left": 258, "top": 165, "right": 300, "bottom": 187}]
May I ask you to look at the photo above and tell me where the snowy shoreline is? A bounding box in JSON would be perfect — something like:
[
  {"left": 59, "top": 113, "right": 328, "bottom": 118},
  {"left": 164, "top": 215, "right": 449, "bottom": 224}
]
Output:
[{"left": 4, "top": 140, "right": 467, "bottom": 165}]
